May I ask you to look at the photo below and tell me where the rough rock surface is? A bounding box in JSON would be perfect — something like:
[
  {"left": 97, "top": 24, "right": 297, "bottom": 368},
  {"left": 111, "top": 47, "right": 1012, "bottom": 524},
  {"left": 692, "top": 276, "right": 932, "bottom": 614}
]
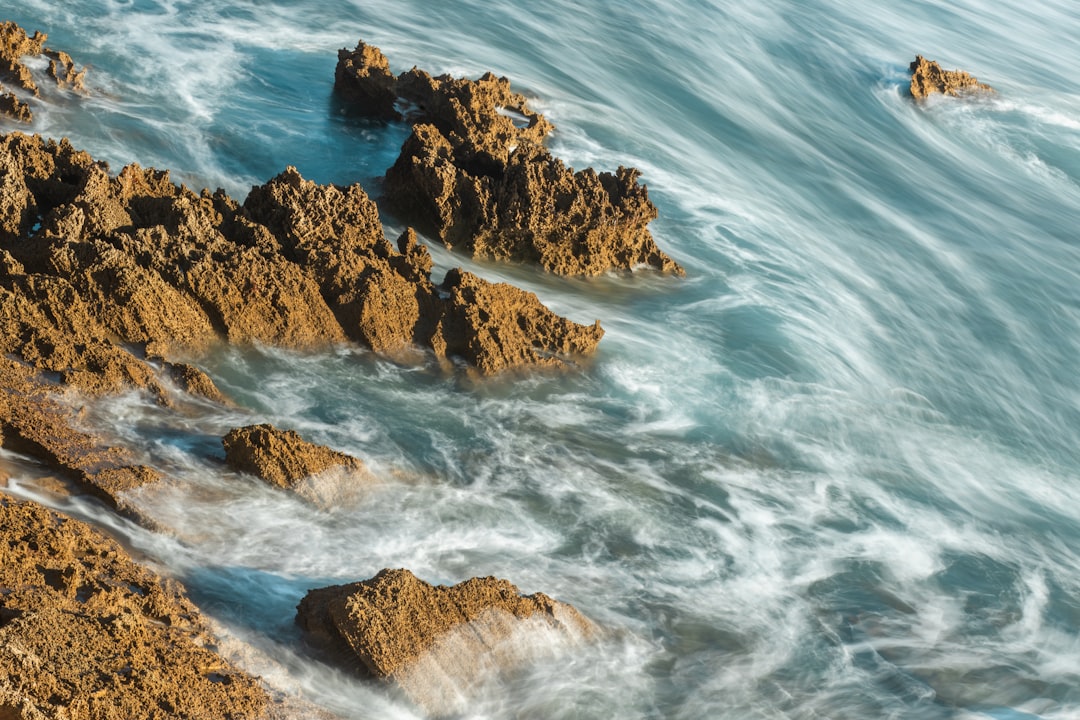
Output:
[
  {"left": 0, "top": 356, "right": 163, "bottom": 518},
  {"left": 909, "top": 55, "right": 994, "bottom": 99},
  {"left": 222, "top": 423, "right": 366, "bottom": 491},
  {"left": 1, "top": 132, "right": 601, "bottom": 374},
  {"left": 0, "top": 22, "right": 86, "bottom": 122},
  {"left": 336, "top": 41, "right": 683, "bottom": 277},
  {"left": 296, "top": 568, "right": 593, "bottom": 714},
  {"left": 0, "top": 496, "right": 269, "bottom": 720}
]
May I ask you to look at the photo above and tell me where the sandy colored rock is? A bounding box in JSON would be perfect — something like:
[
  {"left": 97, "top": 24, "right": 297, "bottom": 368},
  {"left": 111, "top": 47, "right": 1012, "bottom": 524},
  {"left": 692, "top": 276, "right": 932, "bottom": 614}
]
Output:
[
  {"left": 909, "top": 55, "right": 994, "bottom": 100},
  {"left": 334, "top": 41, "right": 399, "bottom": 119},
  {"left": 0, "top": 496, "right": 269, "bottom": 720},
  {"left": 296, "top": 568, "right": 593, "bottom": 714},
  {"left": 0, "top": 92, "right": 31, "bottom": 123},
  {"left": 0, "top": 22, "right": 46, "bottom": 95},
  {"left": 0, "top": 357, "right": 160, "bottom": 517},
  {"left": 0, "top": 22, "right": 86, "bottom": 123},
  {"left": 430, "top": 268, "right": 604, "bottom": 374},
  {"left": 335, "top": 40, "right": 683, "bottom": 277},
  {"left": 222, "top": 423, "right": 366, "bottom": 491}
]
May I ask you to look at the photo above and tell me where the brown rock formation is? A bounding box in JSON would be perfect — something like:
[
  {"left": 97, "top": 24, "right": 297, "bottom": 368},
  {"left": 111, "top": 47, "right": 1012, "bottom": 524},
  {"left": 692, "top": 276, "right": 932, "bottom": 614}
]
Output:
[
  {"left": 0, "top": 92, "right": 31, "bottom": 123},
  {"left": 1, "top": 132, "right": 600, "bottom": 374},
  {"left": 0, "top": 496, "right": 269, "bottom": 720},
  {"left": 0, "top": 22, "right": 86, "bottom": 122},
  {"left": 335, "top": 40, "right": 684, "bottom": 277},
  {"left": 334, "top": 41, "right": 399, "bottom": 120},
  {"left": 222, "top": 423, "right": 366, "bottom": 491},
  {"left": 296, "top": 568, "right": 593, "bottom": 714},
  {"left": 909, "top": 55, "right": 994, "bottom": 100},
  {"left": 0, "top": 357, "right": 163, "bottom": 518}
]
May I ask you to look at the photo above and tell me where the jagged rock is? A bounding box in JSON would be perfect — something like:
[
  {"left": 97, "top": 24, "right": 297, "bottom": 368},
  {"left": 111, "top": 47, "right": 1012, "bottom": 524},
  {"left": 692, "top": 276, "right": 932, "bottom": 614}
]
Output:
[
  {"left": 334, "top": 41, "right": 399, "bottom": 119},
  {"left": 0, "top": 92, "right": 30, "bottom": 123},
  {"left": 4, "top": 133, "right": 600, "bottom": 374},
  {"left": 0, "top": 22, "right": 86, "bottom": 123},
  {"left": 0, "top": 496, "right": 268, "bottom": 720},
  {"left": 430, "top": 268, "right": 604, "bottom": 374},
  {"left": 222, "top": 423, "right": 366, "bottom": 492},
  {"left": 296, "top": 568, "right": 594, "bottom": 715},
  {"left": 909, "top": 55, "right": 994, "bottom": 99},
  {"left": 0, "top": 22, "right": 46, "bottom": 95},
  {"left": 0, "top": 357, "right": 162, "bottom": 517},
  {"left": 335, "top": 40, "right": 683, "bottom": 277}
]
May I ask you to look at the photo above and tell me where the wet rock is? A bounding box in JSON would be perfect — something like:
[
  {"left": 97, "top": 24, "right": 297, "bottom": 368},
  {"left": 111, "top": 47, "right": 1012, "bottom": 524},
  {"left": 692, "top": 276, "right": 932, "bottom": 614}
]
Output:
[
  {"left": 335, "top": 40, "right": 684, "bottom": 277},
  {"left": 0, "top": 92, "right": 31, "bottom": 123},
  {"left": 222, "top": 423, "right": 367, "bottom": 493},
  {"left": 296, "top": 568, "right": 594, "bottom": 715},
  {"left": 428, "top": 268, "right": 604, "bottom": 374},
  {"left": 0, "top": 495, "right": 269, "bottom": 720},
  {"left": 334, "top": 41, "right": 399, "bottom": 120},
  {"left": 0, "top": 22, "right": 86, "bottom": 122},
  {"left": 0, "top": 22, "right": 46, "bottom": 95},
  {"left": 0, "top": 357, "right": 160, "bottom": 518},
  {"left": 909, "top": 55, "right": 994, "bottom": 100}
]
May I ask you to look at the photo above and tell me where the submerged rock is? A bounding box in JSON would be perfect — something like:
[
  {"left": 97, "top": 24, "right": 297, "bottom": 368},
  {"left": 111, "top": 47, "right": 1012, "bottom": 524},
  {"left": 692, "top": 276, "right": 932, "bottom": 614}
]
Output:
[
  {"left": 336, "top": 40, "right": 684, "bottom": 277},
  {"left": 909, "top": 55, "right": 994, "bottom": 99},
  {"left": 222, "top": 423, "right": 367, "bottom": 496},
  {"left": 296, "top": 568, "right": 594, "bottom": 715},
  {"left": 0, "top": 21, "right": 86, "bottom": 122},
  {"left": 0, "top": 496, "right": 269, "bottom": 720}
]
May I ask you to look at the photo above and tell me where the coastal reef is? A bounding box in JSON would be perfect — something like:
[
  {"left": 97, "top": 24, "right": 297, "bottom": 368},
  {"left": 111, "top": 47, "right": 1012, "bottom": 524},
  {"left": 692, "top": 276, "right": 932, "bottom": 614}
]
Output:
[
  {"left": 0, "top": 17, "right": 615, "bottom": 718},
  {"left": 0, "top": 21, "right": 85, "bottom": 123},
  {"left": 0, "top": 132, "right": 602, "bottom": 375},
  {"left": 0, "top": 496, "right": 268, "bottom": 720},
  {"left": 909, "top": 55, "right": 994, "bottom": 99},
  {"left": 223, "top": 423, "right": 370, "bottom": 506},
  {"left": 297, "top": 568, "right": 594, "bottom": 715},
  {"left": 336, "top": 41, "right": 684, "bottom": 277}
]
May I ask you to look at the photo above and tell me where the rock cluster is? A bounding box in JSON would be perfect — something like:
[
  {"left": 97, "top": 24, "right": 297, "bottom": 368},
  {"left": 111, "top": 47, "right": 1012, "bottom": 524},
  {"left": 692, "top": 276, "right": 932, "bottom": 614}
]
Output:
[
  {"left": 0, "top": 21, "right": 608, "bottom": 718},
  {"left": 0, "top": 132, "right": 602, "bottom": 376},
  {"left": 0, "top": 21, "right": 85, "bottom": 123},
  {"left": 336, "top": 41, "right": 684, "bottom": 277},
  {"left": 909, "top": 55, "right": 994, "bottom": 100},
  {"left": 0, "top": 496, "right": 268, "bottom": 720},
  {"left": 223, "top": 423, "right": 366, "bottom": 492},
  {"left": 296, "top": 568, "right": 593, "bottom": 714}
]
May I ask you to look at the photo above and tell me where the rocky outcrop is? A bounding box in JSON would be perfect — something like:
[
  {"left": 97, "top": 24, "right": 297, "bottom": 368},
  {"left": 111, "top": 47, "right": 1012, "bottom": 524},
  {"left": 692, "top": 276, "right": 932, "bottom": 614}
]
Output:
[
  {"left": 335, "top": 41, "right": 684, "bottom": 277},
  {"left": 222, "top": 423, "right": 366, "bottom": 491},
  {"left": 0, "top": 132, "right": 602, "bottom": 374},
  {"left": 909, "top": 55, "right": 994, "bottom": 99},
  {"left": 0, "top": 496, "right": 269, "bottom": 720},
  {"left": 296, "top": 568, "right": 594, "bottom": 715},
  {"left": 0, "top": 21, "right": 85, "bottom": 122}
]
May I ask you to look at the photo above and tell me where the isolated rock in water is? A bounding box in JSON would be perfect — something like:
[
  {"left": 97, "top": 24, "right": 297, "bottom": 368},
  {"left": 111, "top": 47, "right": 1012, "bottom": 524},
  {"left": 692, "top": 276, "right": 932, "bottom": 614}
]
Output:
[
  {"left": 909, "top": 55, "right": 994, "bottom": 99},
  {"left": 222, "top": 423, "right": 366, "bottom": 492},
  {"left": 335, "top": 40, "right": 683, "bottom": 276},
  {"left": 0, "top": 496, "right": 269, "bottom": 720},
  {"left": 0, "top": 21, "right": 86, "bottom": 122},
  {"left": 296, "top": 568, "right": 594, "bottom": 715},
  {"left": 334, "top": 41, "right": 400, "bottom": 119},
  {"left": 0, "top": 91, "right": 31, "bottom": 123}
]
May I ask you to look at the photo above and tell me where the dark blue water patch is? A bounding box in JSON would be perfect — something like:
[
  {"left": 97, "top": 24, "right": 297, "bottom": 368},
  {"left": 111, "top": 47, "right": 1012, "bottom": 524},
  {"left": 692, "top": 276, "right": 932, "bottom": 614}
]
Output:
[{"left": 183, "top": 564, "right": 340, "bottom": 638}]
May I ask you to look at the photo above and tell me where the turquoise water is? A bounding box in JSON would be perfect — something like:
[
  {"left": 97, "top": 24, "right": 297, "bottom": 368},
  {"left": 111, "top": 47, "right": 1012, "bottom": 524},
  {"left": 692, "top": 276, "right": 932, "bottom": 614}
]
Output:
[{"left": 4, "top": 0, "right": 1080, "bottom": 717}]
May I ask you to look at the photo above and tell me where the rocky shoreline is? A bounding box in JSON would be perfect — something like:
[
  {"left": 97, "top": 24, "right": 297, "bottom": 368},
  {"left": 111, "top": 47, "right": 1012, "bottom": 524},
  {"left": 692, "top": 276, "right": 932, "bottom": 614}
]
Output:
[
  {"left": 0, "top": 15, "right": 1011, "bottom": 716},
  {"left": 0, "top": 19, "right": 650, "bottom": 718}
]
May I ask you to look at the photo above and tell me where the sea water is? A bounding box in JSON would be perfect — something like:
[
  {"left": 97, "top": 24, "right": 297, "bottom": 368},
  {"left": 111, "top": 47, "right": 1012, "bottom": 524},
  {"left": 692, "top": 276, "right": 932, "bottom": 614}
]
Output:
[{"left": 3, "top": 0, "right": 1080, "bottom": 717}]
